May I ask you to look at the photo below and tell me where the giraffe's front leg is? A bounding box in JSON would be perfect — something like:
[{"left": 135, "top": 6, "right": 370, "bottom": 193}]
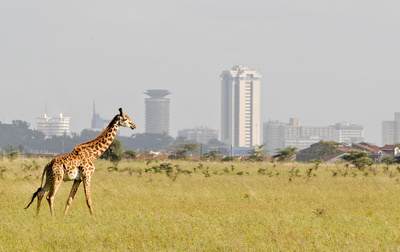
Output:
[
  {"left": 64, "top": 180, "right": 81, "bottom": 215},
  {"left": 83, "top": 176, "right": 94, "bottom": 215}
]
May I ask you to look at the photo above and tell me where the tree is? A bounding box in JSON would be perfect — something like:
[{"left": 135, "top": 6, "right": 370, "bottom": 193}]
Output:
[
  {"left": 248, "top": 144, "right": 268, "bottom": 162},
  {"left": 169, "top": 142, "right": 199, "bottom": 159},
  {"left": 12, "top": 120, "right": 30, "bottom": 130},
  {"left": 342, "top": 150, "right": 374, "bottom": 170},
  {"left": 221, "top": 156, "right": 237, "bottom": 162},
  {"left": 7, "top": 150, "right": 20, "bottom": 161},
  {"left": 381, "top": 156, "right": 397, "bottom": 165},
  {"left": 204, "top": 150, "right": 223, "bottom": 160},
  {"left": 123, "top": 132, "right": 174, "bottom": 152},
  {"left": 3, "top": 144, "right": 14, "bottom": 153},
  {"left": 273, "top": 146, "right": 299, "bottom": 162},
  {"left": 0, "top": 120, "right": 45, "bottom": 154},
  {"left": 124, "top": 150, "right": 140, "bottom": 159},
  {"left": 101, "top": 139, "right": 123, "bottom": 166},
  {"left": 317, "top": 141, "right": 339, "bottom": 159},
  {"left": 80, "top": 129, "right": 102, "bottom": 143}
]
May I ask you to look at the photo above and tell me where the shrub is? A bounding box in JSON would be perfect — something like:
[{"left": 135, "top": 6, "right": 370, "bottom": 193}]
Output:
[{"left": 7, "top": 150, "right": 20, "bottom": 161}]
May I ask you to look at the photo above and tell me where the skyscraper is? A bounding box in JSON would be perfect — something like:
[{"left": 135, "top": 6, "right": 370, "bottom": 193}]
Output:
[
  {"left": 144, "top": 89, "right": 171, "bottom": 135},
  {"left": 382, "top": 112, "right": 400, "bottom": 145},
  {"left": 37, "top": 113, "right": 70, "bottom": 137},
  {"left": 382, "top": 121, "right": 397, "bottom": 145},
  {"left": 91, "top": 102, "right": 109, "bottom": 130},
  {"left": 221, "top": 65, "right": 261, "bottom": 147}
]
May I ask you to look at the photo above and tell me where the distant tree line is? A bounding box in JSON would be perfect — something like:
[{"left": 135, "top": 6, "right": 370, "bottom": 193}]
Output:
[{"left": 0, "top": 120, "right": 228, "bottom": 155}]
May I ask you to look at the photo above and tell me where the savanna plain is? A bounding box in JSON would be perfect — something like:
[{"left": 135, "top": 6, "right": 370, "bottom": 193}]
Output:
[{"left": 1, "top": 157, "right": 400, "bottom": 251}]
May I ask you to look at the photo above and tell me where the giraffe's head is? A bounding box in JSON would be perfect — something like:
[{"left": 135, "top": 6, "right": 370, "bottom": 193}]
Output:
[{"left": 117, "top": 108, "right": 136, "bottom": 130}]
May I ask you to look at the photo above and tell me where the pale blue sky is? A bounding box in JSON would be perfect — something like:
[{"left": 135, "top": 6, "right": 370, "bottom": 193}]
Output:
[{"left": 1, "top": 1, "right": 399, "bottom": 144}]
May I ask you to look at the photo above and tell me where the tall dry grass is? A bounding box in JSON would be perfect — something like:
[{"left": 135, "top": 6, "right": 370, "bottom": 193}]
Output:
[{"left": 1, "top": 157, "right": 400, "bottom": 250}]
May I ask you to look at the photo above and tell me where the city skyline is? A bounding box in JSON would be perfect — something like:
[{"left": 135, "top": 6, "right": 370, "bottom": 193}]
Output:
[
  {"left": 10, "top": 82, "right": 397, "bottom": 147},
  {"left": 1, "top": 1, "right": 400, "bottom": 145},
  {"left": 8, "top": 101, "right": 399, "bottom": 147}
]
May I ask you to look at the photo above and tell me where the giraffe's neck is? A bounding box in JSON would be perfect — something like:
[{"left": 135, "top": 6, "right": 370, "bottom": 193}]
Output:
[{"left": 78, "top": 115, "right": 120, "bottom": 159}]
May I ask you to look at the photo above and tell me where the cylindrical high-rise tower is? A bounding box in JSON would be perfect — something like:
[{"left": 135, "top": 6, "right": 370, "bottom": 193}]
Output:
[{"left": 144, "top": 89, "right": 171, "bottom": 135}]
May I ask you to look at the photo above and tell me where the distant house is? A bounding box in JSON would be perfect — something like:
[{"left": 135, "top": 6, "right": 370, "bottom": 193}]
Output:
[
  {"left": 295, "top": 143, "right": 320, "bottom": 162},
  {"left": 351, "top": 142, "right": 386, "bottom": 162},
  {"left": 381, "top": 145, "right": 400, "bottom": 156},
  {"left": 380, "top": 145, "right": 400, "bottom": 163},
  {"left": 351, "top": 142, "right": 381, "bottom": 153},
  {"left": 296, "top": 142, "right": 342, "bottom": 162},
  {"left": 296, "top": 142, "right": 391, "bottom": 163},
  {"left": 321, "top": 146, "right": 353, "bottom": 163}
]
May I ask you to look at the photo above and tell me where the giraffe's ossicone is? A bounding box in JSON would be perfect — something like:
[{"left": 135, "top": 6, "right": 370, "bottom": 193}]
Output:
[{"left": 25, "top": 108, "right": 136, "bottom": 216}]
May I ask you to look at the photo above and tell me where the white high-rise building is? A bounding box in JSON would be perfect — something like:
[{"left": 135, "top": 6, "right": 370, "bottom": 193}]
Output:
[
  {"left": 37, "top": 113, "right": 70, "bottom": 137},
  {"left": 221, "top": 65, "right": 261, "bottom": 147}
]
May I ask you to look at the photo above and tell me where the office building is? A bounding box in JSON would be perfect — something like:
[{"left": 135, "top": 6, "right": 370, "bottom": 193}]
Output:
[
  {"left": 221, "top": 65, "right": 261, "bottom": 147},
  {"left": 91, "top": 103, "right": 109, "bottom": 130},
  {"left": 178, "top": 126, "right": 218, "bottom": 145},
  {"left": 333, "top": 122, "right": 364, "bottom": 143},
  {"left": 263, "top": 118, "right": 363, "bottom": 154},
  {"left": 144, "top": 89, "right": 171, "bottom": 135},
  {"left": 382, "top": 112, "right": 400, "bottom": 145}
]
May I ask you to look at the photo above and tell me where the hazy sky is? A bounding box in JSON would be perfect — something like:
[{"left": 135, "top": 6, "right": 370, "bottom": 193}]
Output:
[{"left": 1, "top": 1, "right": 400, "bottom": 144}]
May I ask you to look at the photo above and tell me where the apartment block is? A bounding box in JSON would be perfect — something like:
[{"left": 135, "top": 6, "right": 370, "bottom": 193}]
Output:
[
  {"left": 263, "top": 118, "right": 363, "bottom": 154},
  {"left": 178, "top": 126, "right": 218, "bottom": 145}
]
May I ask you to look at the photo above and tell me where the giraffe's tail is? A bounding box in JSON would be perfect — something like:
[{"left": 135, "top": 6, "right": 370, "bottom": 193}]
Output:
[
  {"left": 24, "top": 187, "right": 42, "bottom": 209},
  {"left": 24, "top": 162, "right": 49, "bottom": 210}
]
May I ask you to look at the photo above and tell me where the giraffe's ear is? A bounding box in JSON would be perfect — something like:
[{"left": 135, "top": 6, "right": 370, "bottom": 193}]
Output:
[{"left": 119, "top": 108, "right": 125, "bottom": 117}]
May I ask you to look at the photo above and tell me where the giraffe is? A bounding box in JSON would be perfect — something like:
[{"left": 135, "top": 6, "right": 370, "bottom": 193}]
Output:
[{"left": 25, "top": 108, "right": 136, "bottom": 216}]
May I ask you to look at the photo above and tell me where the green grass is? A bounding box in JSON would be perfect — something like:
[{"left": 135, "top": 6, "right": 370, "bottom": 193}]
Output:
[{"left": 1, "top": 157, "right": 400, "bottom": 251}]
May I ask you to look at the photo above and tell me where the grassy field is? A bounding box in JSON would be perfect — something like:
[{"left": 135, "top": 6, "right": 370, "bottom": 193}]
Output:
[{"left": 1, "top": 157, "right": 400, "bottom": 251}]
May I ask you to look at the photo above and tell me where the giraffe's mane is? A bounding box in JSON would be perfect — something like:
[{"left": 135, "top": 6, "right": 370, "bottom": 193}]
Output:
[{"left": 75, "top": 114, "right": 120, "bottom": 149}]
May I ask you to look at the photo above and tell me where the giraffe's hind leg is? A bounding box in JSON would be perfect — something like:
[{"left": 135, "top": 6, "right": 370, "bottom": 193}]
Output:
[
  {"left": 36, "top": 167, "right": 52, "bottom": 216},
  {"left": 46, "top": 176, "right": 62, "bottom": 217},
  {"left": 36, "top": 182, "right": 49, "bottom": 216},
  {"left": 64, "top": 180, "right": 81, "bottom": 215}
]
